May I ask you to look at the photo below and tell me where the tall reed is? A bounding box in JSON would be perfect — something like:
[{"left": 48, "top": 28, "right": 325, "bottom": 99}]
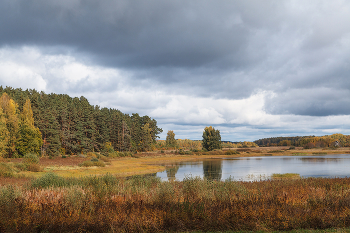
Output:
[{"left": 2, "top": 176, "right": 350, "bottom": 232}]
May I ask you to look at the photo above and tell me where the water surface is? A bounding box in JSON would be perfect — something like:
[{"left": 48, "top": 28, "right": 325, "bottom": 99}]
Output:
[{"left": 156, "top": 154, "right": 350, "bottom": 181}]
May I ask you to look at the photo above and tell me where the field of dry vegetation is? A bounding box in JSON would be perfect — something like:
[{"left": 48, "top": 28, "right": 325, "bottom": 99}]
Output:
[
  {"left": 2, "top": 147, "right": 350, "bottom": 232},
  {"left": 2, "top": 174, "right": 350, "bottom": 232}
]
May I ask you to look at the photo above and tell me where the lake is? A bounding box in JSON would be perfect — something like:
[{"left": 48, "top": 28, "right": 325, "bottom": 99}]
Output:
[{"left": 156, "top": 154, "right": 350, "bottom": 181}]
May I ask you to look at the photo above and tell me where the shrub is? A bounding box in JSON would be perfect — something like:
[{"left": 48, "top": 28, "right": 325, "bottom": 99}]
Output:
[
  {"left": 99, "top": 156, "right": 111, "bottom": 163},
  {"left": 87, "top": 152, "right": 97, "bottom": 158},
  {"left": 23, "top": 153, "right": 39, "bottom": 164},
  {"left": 14, "top": 163, "right": 27, "bottom": 171},
  {"left": 105, "top": 151, "right": 117, "bottom": 158},
  {"left": 0, "top": 163, "right": 15, "bottom": 177},
  {"left": 91, "top": 157, "right": 99, "bottom": 162},
  {"left": 26, "top": 163, "right": 42, "bottom": 172},
  {"left": 289, "top": 146, "right": 296, "bottom": 150},
  {"left": 225, "top": 150, "right": 239, "bottom": 155},
  {"left": 30, "top": 172, "right": 68, "bottom": 188},
  {"left": 80, "top": 161, "right": 94, "bottom": 167}
]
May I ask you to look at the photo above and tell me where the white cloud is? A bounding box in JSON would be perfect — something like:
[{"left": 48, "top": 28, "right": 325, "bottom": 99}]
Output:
[{"left": 1, "top": 0, "right": 350, "bottom": 142}]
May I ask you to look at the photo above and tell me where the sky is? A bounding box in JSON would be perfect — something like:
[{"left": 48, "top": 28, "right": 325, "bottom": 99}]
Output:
[{"left": 1, "top": 0, "right": 350, "bottom": 142}]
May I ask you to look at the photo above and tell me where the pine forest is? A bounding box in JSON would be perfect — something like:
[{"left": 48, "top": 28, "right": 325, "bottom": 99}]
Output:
[{"left": 0, "top": 86, "right": 162, "bottom": 157}]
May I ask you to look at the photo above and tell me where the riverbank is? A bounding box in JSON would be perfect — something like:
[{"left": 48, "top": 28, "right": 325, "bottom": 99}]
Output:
[{"left": 1, "top": 147, "right": 350, "bottom": 186}]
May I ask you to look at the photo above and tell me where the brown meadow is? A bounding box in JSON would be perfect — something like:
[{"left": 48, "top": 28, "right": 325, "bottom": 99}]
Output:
[{"left": 2, "top": 173, "right": 350, "bottom": 232}]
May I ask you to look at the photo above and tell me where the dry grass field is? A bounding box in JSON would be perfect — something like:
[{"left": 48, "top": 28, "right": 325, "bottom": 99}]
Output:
[{"left": 1, "top": 147, "right": 350, "bottom": 232}]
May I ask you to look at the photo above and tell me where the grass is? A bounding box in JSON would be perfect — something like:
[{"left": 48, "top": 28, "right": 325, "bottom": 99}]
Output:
[
  {"left": 2, "top": 147, "right": 350, "bottom": 232},
  {"left": 186, "top": 229, "right": 350, "bottom": 232},
  {"left": 272, "top": 173, "right": 301, "bottom": 179},
  {"left": 312, "top": 152, "right": 328, "bottom": 155},
  {"left": 2, "top": 176, "right": 350, "bottom": 232},
  {"left": 293, "top": 152, "right": 308, "bottom": 156}
]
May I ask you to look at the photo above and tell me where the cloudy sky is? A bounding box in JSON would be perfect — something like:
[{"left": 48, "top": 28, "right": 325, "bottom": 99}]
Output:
[{"left": 1, "top": 0, "right": 350, "bottom": 141}]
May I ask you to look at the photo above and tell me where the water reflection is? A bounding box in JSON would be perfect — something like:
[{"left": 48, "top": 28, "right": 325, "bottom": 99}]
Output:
[
  {"left": 166, "top": 165, "right": 180, "bottom": 181},
  {"left": 299, "top": 158, "right": 343, "bottom": 163},
  {"left": 203, "top": 160, "right": 223, "bottom": 181},
  {"left": 155, "top": 154, "right": 350, "bottom": 181}
]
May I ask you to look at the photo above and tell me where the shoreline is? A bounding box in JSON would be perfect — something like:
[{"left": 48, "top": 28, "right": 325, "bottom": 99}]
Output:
[{"left": 1, "top": 147, "right": 350, "bottom": 185}]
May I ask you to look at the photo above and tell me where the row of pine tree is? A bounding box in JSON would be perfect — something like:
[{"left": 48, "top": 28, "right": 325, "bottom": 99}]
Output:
[{"left": 0, "top": 86, "right": 162, "bottom": 157}]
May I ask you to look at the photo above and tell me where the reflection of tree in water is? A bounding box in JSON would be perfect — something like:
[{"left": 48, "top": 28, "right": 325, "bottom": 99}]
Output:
[
  {"left": 203, "top": 160, "right": 222, "bottom": 181},
  {"left": 299, "top": 158, "right": 342, "bottom": 163},
  {"left": 166, "top": 165, "right": 180, "bottom": 181}
]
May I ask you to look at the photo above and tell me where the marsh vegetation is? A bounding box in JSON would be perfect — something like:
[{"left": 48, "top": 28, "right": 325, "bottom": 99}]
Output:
[{"left": 2, "top": 174, "right": 350, "bottom": 232}]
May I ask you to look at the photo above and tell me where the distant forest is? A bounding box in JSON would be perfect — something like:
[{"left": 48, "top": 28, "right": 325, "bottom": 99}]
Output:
[
  {"left": 0, "top": 86, "right": 162, "bottom": 157},
  {"left": 254, "top": 134, "right": 350, "bottom": 148}
]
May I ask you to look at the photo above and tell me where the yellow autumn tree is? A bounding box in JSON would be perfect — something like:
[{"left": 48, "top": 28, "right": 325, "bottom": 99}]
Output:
[
  {"left": 0, "top": 106, "right": 9, "bottom": 157},
  {"left": 0, "top": 93, "right": 19, "bottom": 157},
  {"left": 16, "top": 99, "right": 43, "bottom": 156}
]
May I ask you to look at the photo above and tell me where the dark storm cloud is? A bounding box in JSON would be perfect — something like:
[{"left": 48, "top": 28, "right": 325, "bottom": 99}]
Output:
[
  {"left": 1, "top": 0, "right": 350, "bottom": 121},
  {"left": 265, "top": 88, "right": 350, "bottom": 116},
  {"left": 0, "top": 0, "right": 282, "bottom": 70}
]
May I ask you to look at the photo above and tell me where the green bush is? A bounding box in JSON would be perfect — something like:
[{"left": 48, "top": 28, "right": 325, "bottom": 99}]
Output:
[
  {"left": 14, "top": 163, "right": 27, "bottom": 171},
  {"left": 91, "top": 157, "right": 99, "bottom": 162},
  {"left": 30, "top": 172, "right": 70, "bottom": 188},
  {"left": 0, "top": 163, "right": 15, "bottom": 177},
  {"left": 23, "top": 153, "right": 39, "bottom": 164}
]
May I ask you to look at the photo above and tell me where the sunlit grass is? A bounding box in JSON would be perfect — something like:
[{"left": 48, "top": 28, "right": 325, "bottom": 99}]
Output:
[
  {"left": 272, "top": 173, "right": 301, "bottom": 179},
  {"left": 51, "top": 159, "right": 166, "bottom": 177}
]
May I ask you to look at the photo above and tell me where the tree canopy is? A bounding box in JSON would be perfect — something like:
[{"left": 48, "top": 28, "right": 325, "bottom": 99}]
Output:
[
  {"left": 0, "top": 86, "right": 163, "bottom": 157},
  {"left": 165, "top": 130, "right": 176, "bottom": 148},
  {"left": 202, "top": 126, "right": 221, "bottom": 151}
]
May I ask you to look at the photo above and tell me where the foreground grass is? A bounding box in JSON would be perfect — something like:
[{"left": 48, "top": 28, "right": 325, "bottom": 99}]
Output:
[
  {"left": 188, "top": 229, "right": 350, "bottom": 232},
  {"left": 2, "top": 175, "right": 350, "bottom": 232}
]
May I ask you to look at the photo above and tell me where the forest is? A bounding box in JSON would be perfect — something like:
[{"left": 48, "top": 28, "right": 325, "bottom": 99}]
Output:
[
  {"left": 254, "top": 134, "right": 350, "bottom": 148},
  {"left": 0, "top": 86, "right": 162, "bottom": 157}
]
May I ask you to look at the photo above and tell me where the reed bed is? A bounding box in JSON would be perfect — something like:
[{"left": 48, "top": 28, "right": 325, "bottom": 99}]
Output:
[{"left": 2, "top": 174, "right": 350, "bottom": 232}]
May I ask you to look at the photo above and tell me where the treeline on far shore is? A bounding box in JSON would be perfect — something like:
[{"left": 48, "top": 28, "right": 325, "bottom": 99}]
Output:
[{"left": 254, "top": 134, "right": 349, "bottom": 148}]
